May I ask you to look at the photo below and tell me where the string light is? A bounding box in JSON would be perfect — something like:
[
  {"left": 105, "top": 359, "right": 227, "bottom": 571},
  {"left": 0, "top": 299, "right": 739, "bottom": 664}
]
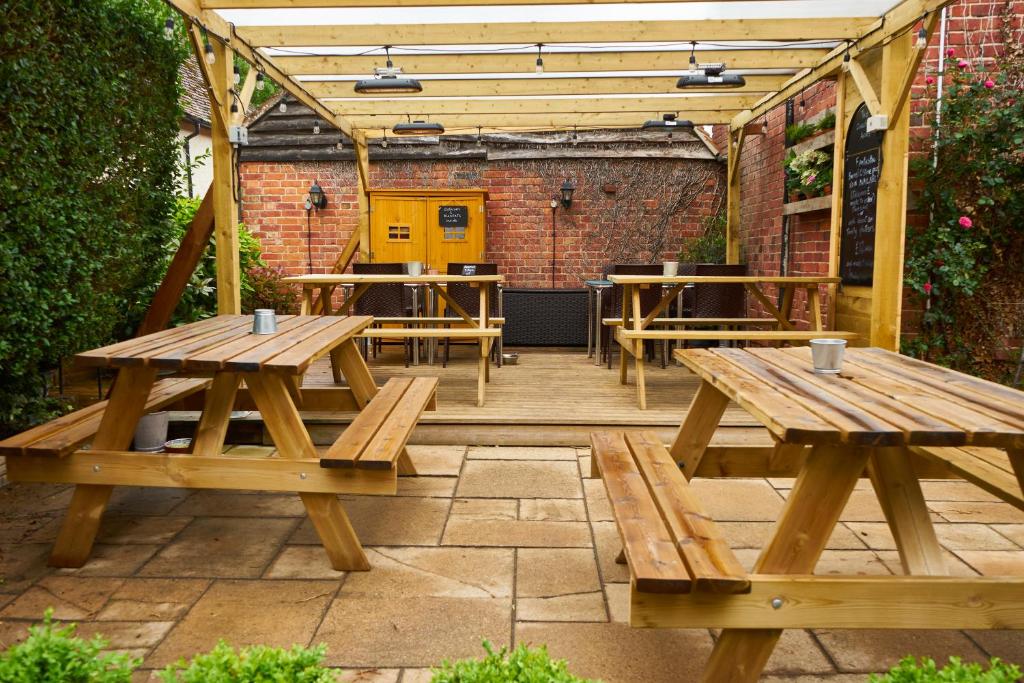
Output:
[
  {"left": 204, "top": 39, "right": 215, "bottom": 66},
  {"left": 571, "top": 126, "right": 578, "bottom": 146},
  {"left": 688, "top": 42, "right": 697, "bottom": 70},
  {"left": 255, "top": 71, "right": 265, "bottom": 91},
  {"left": 279, "top": 100, "right": 287, "bottom": 113},
  {"left": 313, "top": 122, "right": 320, "bottom": 134},
  {"left": 916, "top": 26, "right": 929, "bottom": 49},
  {"left": 233, "top": 64, "right": 241, "bottom": 86},
  {"left": 476, "top": 127, "right": 482, "bottom": 147},
  {"left": 381, "top": 129, "right": 388, "bottom": 148},
  {"left": 230, "top": 102, "right": 238, "bottom": 114},
  {"left": 535, "top": 44, "right": 544, "bottom": 74},
  {"left": 163, "top": 17, "right": 174, "bottom": 41},
  {"left": 336, "top": 140, "right": 344, "bottom": 150}
]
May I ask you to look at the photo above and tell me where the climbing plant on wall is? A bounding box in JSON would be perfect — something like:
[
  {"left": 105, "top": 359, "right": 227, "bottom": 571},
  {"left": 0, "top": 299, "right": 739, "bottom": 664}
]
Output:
[
  {"left": 0, "top": 0, "right": 186, "bottom": 433},
  {"left": 903, "top": 9, "right": 1023, "bottom": 381}
]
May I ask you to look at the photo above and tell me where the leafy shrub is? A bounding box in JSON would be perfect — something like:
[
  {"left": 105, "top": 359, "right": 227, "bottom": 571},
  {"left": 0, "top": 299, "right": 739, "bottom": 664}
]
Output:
[
  {"left": 785, "top": 122, "right": 817, "bottom": 145},
  {"left": 431, "top": 641, "right": 598, "bottom": 683},
  {"left": 0, "top": 0, "right": 185, "bottom": 434},
  {"left": 678, "top": 211, "right": 726, "bottom": 264},
  {"left": 242, "top": 266, "right": 300, "bottom": 314},
  {"left": 816, "top": 110, "right": 837, "bottom": 132},
  {"left": 0, "top": 610, "right": 140, "bottom": 682},
  {"left": 870, "top": 655, "right": 1021, "bottom": 682},
  {"left": 784, "top": 149, "right": 832, "bottom": 198},
  {"left": 158, "top": 641, "right": 337, "bottom": 683}
]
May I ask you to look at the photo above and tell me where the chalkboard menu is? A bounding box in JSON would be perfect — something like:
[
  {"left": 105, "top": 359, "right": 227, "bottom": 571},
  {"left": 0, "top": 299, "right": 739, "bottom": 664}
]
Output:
[
  {"left": 839, "top": 103, "right": 884, "bottom": 286},
  {"left": 438, "top": 205, "right": 469, "bottom": 228}
]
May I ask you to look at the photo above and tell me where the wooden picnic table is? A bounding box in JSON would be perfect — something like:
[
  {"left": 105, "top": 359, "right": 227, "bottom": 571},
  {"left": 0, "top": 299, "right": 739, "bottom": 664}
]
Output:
[
  {"left": 606, "top": 274, "right": 857, "bottom": 409},
  {"left": 1, "top": 314, "right": 438, "bottom": 572},
  {"left": 284, "top": 274, "right": 504, "bottom": 407},
  {"left": 591, "top": 346, "right": 1024, "bottom": 682}
]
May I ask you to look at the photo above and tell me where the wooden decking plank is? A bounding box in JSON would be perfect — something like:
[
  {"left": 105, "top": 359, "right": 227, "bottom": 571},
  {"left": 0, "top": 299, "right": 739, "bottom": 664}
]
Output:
[
  {"left": 229, "top": 317, "right": 372, "bottom": 374},
  {"left": 182, "top": 316, "right": 326, "bottom": 371},
  {"left": 752, "top": 349, "right": 965, "bottom": 447},
  {"left": 853, "top": 348, "right": 1024, "bottom": 430},
  {"left": 357, "top": 377, "right": 439, "bottom": 469},
  {"left": 911, "top": 446, "right": 1024, "bottom": 510},
  {"left": 117, "top": 318, "right": 257, "bottom": 367},
  {"left": 321, "top": 378, "right": 413, "bottom": 467},
  {"left": 674, "top": 349, "right": 844, "bottom": 445},
  {"left": 591, "top": 431, "right": 693, "bottom": 594},
  {"left": 75, "top": 316, "right": 245, "bottom": 367},
  {"left": 626, "top": 431, "right": 750, "bottom": 594},
  {"left": 713, "top": 348, "right": 907, "bottom": 447}
]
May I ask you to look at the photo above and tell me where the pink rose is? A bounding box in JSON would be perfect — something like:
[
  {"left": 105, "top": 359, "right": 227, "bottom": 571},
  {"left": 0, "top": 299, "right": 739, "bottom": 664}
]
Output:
[
  {"left": 923, "top": 282, "right": 933, "bottom": 295},
  {"left": 946, "top": 47, "right": 956, "bottom": 57},
  {"left": 957, "top": 59, "right": 969, "bottom": 69},
  {"left": 925, "top": 75, "right": 935, "bottom": 85},
  {"left": 984, "top": 78, "right": 995, "bottom": 88},
  {"left": 958, "top": 215, "right": 973, "bottom": 229}
]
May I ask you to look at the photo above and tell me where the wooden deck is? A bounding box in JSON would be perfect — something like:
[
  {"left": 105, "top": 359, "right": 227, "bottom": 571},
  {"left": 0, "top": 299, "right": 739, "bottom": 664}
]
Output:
[{"left": 297, "top": 345, "right": 763, "bottom": 446}]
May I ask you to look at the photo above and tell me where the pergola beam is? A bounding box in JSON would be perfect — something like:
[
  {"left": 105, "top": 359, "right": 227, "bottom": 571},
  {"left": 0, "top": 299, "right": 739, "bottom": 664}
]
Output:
[
  {"left": 327, "top": 94, "right": 760, "bottom": 116},
  {"left": 306, "top": 75, "right": 788, "bottom": 99},
  {"left": 731, "top": 0, "right": 956, "bottom": 130},
  {"left": 273, "top": 49, "right": 831, "bottom": 75},
  {"left": 205, "top": 0, "right": 784, "bottom": 5},
  {"left": 238, "top": 18, "right": 878, "bottom": 48},
  {"left": 344, "top": 111, "right": 738, "bottom": 128}
]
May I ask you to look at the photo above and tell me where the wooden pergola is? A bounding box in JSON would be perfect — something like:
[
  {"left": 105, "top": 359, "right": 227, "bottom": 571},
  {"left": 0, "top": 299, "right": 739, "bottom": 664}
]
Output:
[{"left": 161, "top": 0, "right": 953, "bottom": 350}]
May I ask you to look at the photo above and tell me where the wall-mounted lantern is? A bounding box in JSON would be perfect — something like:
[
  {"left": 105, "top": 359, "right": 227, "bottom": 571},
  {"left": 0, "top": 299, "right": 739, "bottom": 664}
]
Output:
[
  {"left": 559, "top": 179, "right": 576, "bottom": 209},
  {"left": 306, "top": 180, "right": 328, "bottom": 211}
]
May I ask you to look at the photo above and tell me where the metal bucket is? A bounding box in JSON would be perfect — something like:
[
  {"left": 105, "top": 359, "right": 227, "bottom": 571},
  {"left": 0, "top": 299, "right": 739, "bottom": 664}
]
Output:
[
  {"left": 133, "top": 411, "right": 169, "bottom": 452},
  {"left": 502, "top": 353, "right": 519, "bottom": 365},
  {"left": 252, "top": 309, "right": 277, "bottom": 334},
  {"left": 407, "top": 261, "right": 424, "bottom": 277},
  {"left": 810, "top": 338, "right": 847, "bottom": 374},
  {"left": 662, "top": 261, "right": 679, "bottom": 277}
]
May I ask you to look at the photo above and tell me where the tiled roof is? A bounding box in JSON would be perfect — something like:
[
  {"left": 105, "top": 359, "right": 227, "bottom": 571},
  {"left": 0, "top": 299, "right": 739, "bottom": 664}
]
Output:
[{"left": 180, "top": 55, "right": 211, "bottom": 125}]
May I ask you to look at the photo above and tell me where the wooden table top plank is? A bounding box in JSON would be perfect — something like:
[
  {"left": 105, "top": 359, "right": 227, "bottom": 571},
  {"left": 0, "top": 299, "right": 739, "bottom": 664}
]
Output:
[
  {"left": 752, "top": 349, "right": 966, "bottom": 447},
  {"left": 180, "top": 316, "right": 328, "bottom": 372},
  {"left": 244, "top": 316, "right": 374, "bottom": 374},
  {"left": 609, "top": 275, "right": 841, "bottom": 285},
  {"left": 147, "top": 319, "right": 275, "bottom": 370},
  {"left": 712, "top": 349, "right": 908, "bottom": 446},
  {"left": 807, "top": 352, "right": 1024, "bottom": 448},
  {"left": 120, "top": 317, "right": 263, "bottom": 367},
  {"left": 673, "top": 349, "right": 840, "bottom": 445},
  {"left": 283, "top": 274, "right": 503, "bottom": 285},
  {"left": 75, "top": 316, "right": 246, "bottom": 367},
  {"left": 850, "top": 348, "right": 1024, "bottom": 430}
]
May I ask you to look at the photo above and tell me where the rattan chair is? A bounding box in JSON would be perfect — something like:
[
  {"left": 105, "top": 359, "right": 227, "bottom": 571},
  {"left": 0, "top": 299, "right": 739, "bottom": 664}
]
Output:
[
  {"left": 442, "top": 263, "right": 501, "bottom": 367},
  {"left": 689, "top": 263, "right": 747, "bottom": 347},
  {"left": 352, "top": 262, "right": 413, "bottom": 365}
]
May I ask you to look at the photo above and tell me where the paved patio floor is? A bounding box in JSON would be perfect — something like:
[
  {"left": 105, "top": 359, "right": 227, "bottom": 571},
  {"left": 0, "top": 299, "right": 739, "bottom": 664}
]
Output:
[{"left": 2, "top": 444, "right": 1023, "bottom": 681}]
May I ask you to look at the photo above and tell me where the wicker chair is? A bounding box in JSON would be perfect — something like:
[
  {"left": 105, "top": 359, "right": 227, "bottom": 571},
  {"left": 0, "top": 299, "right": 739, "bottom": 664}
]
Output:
[
  {"left": 442, "top": 263, "right": 501, "bottom": 367},
  {"left": 690, "top": 263, "right": 747, "bottom": 347},
  {"left": 352, "top": 262, "right": 413, "bottom": 365},
  {"left": 601, "top": 263, "right": 665, "bottom": 368}
]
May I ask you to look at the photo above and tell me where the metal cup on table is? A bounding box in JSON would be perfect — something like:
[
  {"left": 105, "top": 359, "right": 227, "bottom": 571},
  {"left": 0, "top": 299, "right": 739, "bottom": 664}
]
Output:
[
  {"left": 407, "top": 261, "right": 423, "bottom": 277},
  {"left": 252, "top": 309, "right": 278, "bottom": 334},
  {"left": 809, "top": 338, "right": 847, "bottom": 374}
]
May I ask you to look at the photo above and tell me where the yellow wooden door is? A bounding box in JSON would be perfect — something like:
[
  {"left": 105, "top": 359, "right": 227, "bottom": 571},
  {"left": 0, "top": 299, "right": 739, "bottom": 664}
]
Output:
[
  {"left": 370, "top": 196, "right": 427, "bottom": 264},
  {"left": 426, "top": 196, "right": 486, "bottom": 272}
]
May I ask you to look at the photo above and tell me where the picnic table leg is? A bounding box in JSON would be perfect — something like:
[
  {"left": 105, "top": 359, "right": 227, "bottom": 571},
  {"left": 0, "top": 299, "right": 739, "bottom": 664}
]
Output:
[
  {"left": 191, "top": 372, "right": 241, "bottom": 457},
  {"left": 868, "top": 447, "right": 945, "bottom": 574},
  {"left": 701, "top": 444, "right": 870, "bottom": 683},
  {"left": 806, "top": 286, "right": 824, "bottom": 331},
  {"left": 632, "top": 286, "right": 647, "bottom": 410},
  {"left": 300, "top": 287, "right": 314, "bottom": 315},
  {"left": 1006, "top": 449, "right": 1024, "bottom": 495},
  {"left": 332, "top": 339, "right": 378, "bottom": 407},
  {"left": 50, "top": 366, "right": 157, "bottom": 568},
  {"left": 669, "top": 379, "right": 730, "bottom": 477},
  {"left": 246, "top": 371, "right": 370, "bottom": 571},
  {"left": 619, "top": 285, "right": 631, "bottom": 384}
]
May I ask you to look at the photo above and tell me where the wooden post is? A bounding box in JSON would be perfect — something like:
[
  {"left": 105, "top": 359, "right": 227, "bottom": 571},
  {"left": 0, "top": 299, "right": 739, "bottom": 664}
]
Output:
[
  {"left": 353, "top": 130, "right": 372, "bottom": 262},
  {"left": 209, "top": 40, "right": 241, "bottom": 314},
  {"left": 826, "top": 71, "right": 847, "bottom": 330},
  {"left": 726, "top": 128, "right": 746, "bottom": 264},
  {"left": 869, "top": 32, "right": 913, "bottom": 349}
]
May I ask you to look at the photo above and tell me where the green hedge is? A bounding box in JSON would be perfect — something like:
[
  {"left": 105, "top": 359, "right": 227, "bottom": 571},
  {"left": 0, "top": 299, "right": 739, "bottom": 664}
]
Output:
[{"left": 0, "top": 0, "right": 185, "bottom": 433}]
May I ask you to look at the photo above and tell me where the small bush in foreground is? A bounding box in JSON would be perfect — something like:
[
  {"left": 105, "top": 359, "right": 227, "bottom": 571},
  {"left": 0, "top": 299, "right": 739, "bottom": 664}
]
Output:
[
  {"left": 431, "top": 641, "right": 598, "bottom": 683},
  {"left": 869, "top": 655, "right": 1021, "bottom": 682},
  {"left": 0, "top": 610, "right": 139, "bottom": 682},
  {"left": 158, "top": 641, "right": 337, "bottom": 682}
]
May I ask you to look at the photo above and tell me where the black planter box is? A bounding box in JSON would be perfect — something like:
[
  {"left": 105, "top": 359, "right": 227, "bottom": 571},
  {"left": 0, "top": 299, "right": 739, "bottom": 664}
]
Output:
[{"left": 502, "top": 288, "right": 588, "bottom": 347}]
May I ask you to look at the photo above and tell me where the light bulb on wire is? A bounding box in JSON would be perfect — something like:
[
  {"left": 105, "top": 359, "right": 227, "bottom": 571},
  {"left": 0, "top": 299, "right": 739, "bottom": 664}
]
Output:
[
  {"left": 916, "top": 26, "right": 928, "bottom": 49},
  {"left": 476, "top": 127, "right": 483, "bottom": 147},
  {"left": 233, "top": 65, "right": 241, "bottom": 86},
  {"left": 255, "top": 71, "right": 265, "bottom": 91},
  {"left": 279, "top": 100, "right": 287, "bottom": 113},
  {"left": 313, "top": 122, "right": 320, "bottom": 135},
  {"left": 535, "top": 44, "right": 544, "bottom": 74},
  {"left": 163, "top": 17, "right": 174, "bottom": 41},
  {"left": 381, "top": 130, "right": 388, "bottom": 148},
  {"left": 204, "top": 41, "right": 215, "bottom": 65}
]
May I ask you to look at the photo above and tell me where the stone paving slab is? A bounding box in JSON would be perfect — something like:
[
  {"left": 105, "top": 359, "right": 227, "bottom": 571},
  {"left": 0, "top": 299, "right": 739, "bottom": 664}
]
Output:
[{"left": 456, "top": 461, "right": 582, "bottom": 499}]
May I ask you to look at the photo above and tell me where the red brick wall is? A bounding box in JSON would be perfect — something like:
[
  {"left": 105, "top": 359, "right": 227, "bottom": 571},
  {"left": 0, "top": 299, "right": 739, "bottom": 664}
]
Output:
[
  {"left": 715, "top": 0, "right": 1023, "bottom": 332},
  {"left": 241, "top": 156, "right": 724, "bottom": 289}
]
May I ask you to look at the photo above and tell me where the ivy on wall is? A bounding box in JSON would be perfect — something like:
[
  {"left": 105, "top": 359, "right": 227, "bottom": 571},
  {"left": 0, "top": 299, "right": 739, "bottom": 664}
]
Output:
[
  {"left": 903, "top": 8, "right": 1024, "bottom": 381},
  {"left": 0, "top": 0, "right": 186, "bottom": 433}
]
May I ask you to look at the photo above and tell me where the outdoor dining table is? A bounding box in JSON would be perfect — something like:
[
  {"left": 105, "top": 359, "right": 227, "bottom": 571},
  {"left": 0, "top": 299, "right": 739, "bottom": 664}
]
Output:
[
  {"left": 5, "top": 314, "right": 398, "bottom": 571},
  {"left": 638, "top": 346, "right": 1024, "bottom": 682},
  {"left": 606, "top": 274, "right": 856, "bottom": 408},
  {"left": 284, "top": 273, "right": 504, "bottom": 406}
]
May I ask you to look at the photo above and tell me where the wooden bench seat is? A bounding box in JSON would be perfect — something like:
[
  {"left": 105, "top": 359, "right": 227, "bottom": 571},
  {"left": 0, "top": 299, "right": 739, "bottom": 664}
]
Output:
[
  {"left": 617, "top": 328, "right": 860, "bottom": 343},
  {"left": 591, "top": 429, "right": 750, "bottom": 595},
  {"left": 603, "top": 317, "right": 780, "bottom": 327},
  {"left": 320, "top": 377, "right": 438, "bottom": 470},
  {"left": 368, "top": 317, "right": 504, "bottom": 325},
  {"left": 360, "top": 328, "right": 502, "bottom": 338},
  {"left": 0, "top": 377, "right": 211, "bottom": 458},
  {"left": 911, "top": 445, "right": 1024, "bottom": 510}
]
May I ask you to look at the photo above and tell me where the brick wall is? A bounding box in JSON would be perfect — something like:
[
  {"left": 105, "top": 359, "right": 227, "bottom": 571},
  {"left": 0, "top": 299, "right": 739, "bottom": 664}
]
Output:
[
  {"left": 241, "top": 156, "right": 724, "bottom": 289},
  {"left": 715, "top": 0, "right": 1022, "bottom": 332}
]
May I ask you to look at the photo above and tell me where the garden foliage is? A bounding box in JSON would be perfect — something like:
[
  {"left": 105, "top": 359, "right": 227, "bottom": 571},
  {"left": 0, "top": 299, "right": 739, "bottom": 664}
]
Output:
[
  {"left": 870, "top": 655, "right": 1021, "bottom": 682},
  {"left": 0, "top": 0, "right": 185, "bottom": 433},
  {"left": 0, "top": 610, "right": 139, "bottom": 682},
  {"left": 431, "top": 641, "right": 598, "bottom": 683},
  {"left": 903, "top": 18, "right": 1024, "bottom": 379},
  {"left": 159, "top": 641, "right": 337, "bottom": 683},
  {"left": 678, "top": 211, "right": 727, "bottom": 264}
]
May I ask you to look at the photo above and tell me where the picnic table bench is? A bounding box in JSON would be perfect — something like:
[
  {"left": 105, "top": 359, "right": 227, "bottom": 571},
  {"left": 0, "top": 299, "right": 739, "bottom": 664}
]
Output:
[
  {"left": 592, "top": 346, "right": 1024, "bottom": 682},
  {"left": 0, "top": 314, "right": 437, "bottom": 572},
  {"left": 606, "top": 275, "right": 858, "bottom": 409}
]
